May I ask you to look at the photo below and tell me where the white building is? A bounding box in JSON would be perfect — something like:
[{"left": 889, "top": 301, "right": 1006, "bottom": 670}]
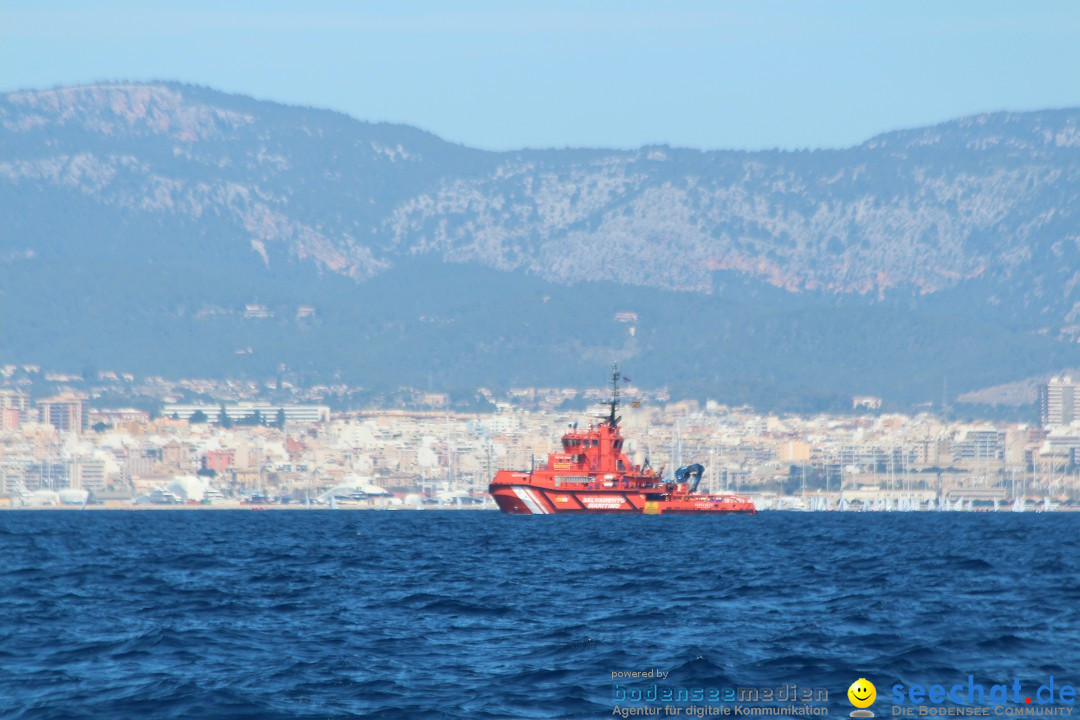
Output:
[
  {"left": 163, "top": 403, "right": 330, "bottom": 424},
  {"left": 1039, "top": 376, "right": 1080, "bottom": 428}
]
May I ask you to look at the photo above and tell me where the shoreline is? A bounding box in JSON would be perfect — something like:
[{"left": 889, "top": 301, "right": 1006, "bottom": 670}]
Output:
[
  {"left": 0, "top": 503, "right": 492, "bottom": 511},
  {"left": 2, "top": 504, "right": 1076, "bottom": 512}
]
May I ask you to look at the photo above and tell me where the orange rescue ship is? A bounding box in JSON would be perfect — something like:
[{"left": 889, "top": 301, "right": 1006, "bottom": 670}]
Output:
[{"left": 488, "top": 367, "right": 757, "bottom": 515}]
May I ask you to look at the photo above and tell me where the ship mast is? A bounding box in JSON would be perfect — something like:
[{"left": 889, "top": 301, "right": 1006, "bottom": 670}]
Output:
[{"left": 608, "top": 363, "right": 621, "bottom": 428}]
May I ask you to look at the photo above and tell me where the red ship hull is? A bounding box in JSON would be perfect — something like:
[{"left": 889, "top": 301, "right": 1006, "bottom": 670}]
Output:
[{"left": 489, "top": 480, "right": 756, "bottom": 515}]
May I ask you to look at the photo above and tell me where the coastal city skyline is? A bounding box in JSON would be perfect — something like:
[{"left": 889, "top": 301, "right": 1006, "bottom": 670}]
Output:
[{"left": 3, "top": 368, "right": 1078, "bottom": 510}]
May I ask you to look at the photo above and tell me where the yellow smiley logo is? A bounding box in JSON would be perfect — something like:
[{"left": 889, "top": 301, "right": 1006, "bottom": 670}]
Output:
[{"left": 848, "top": 678, "right": 876, "bottom": 708}]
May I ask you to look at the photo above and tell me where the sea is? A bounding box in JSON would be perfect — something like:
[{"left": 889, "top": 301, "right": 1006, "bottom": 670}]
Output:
[{"left": 1, "top": 511, "right": 1077, "bottom": 719}]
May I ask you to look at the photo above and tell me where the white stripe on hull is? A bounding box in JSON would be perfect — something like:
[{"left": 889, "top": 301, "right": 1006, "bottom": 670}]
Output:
[
  {"left": 511, "top": 486, "right": 545, "bottom": 514},
  {"left": 524, "top": 488, "right": 550, "bottom": 514}
]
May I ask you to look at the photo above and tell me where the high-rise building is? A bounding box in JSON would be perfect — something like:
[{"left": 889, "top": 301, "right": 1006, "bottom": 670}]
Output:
[
  {"left": 26, "top": 461, "right": 70, "bottom": 491},
  {"left": 0, "top": 389, "right": 29, "bottom": 430},
  {"left": 0, "top": 389, "right": 29, "bottom": 411},
  {"left": 1, "top": 408, "right": 20, "bottom": 430},
  {"left": 1039, "top": 376, "right": 1080, "bottom": 428},
  {"left": 37, "top": 394, "right": 88, "bottom": 434},
  {"left": 71, "top": 458, "right": 107, "bottom": 494},
  {"left": 951, "top": 429, "right": 1005, "bottom": 462}
]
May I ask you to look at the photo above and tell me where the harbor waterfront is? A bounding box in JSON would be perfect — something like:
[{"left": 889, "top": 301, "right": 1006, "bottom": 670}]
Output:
[
  {"left": 2, "top": 383, "right": 1079, "bottom": 511},
  {"left": 1, "top": 511, "right": 1076, "bottom": 719}
]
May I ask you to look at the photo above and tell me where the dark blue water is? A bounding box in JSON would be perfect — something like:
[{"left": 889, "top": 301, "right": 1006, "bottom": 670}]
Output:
[{"left": 1, "top": 511, "right": 1077, "bottom": 719}]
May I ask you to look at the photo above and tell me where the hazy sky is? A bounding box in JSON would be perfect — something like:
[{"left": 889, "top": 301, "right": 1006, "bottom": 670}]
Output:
[{"left": 3, "top": 1, "right": 1079, "bottom": 151}]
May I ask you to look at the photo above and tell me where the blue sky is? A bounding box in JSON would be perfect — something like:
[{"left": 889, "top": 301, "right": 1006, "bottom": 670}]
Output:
[{"left": 3, "top": 1, "right": 1079, "bottom": 151}]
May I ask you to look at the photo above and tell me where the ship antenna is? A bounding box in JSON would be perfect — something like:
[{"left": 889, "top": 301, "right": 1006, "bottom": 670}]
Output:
[{"left": 609, "top": 363, "right": 620, "bottom": 428}]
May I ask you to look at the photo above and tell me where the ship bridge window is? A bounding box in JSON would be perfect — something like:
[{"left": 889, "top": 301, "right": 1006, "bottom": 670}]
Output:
[
  {"left": 614, "top": 440, "right": 623, "bottom": 450},
  {"left": 591, "top": 439, "right": 599, "bottom": 447}
]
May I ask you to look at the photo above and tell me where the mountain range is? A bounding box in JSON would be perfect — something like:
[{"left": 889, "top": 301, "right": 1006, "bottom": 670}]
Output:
[{"left": 1, "top": 82, "right": 1078, "bottom": 411}]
